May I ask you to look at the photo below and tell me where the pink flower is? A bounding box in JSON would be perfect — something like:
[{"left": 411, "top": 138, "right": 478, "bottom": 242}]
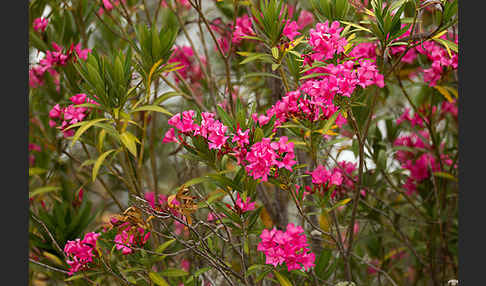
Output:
[
  {"left": 181, "top": 259, "right": 190, "bottom": 272},
  {"left": 442, "top": 100, "right": 458, "bottom": 118},
  {"left": 207, "top": 212, "right": 226, "bottom": 222},
  {"left": 49, "top": 104, "right": 62, "bottom": 119},
  {"left": 33, "top": 17, "right": 48, "bottom": 32},
  {"left": 283, "top": 20, "right": 300, "bottom": 41},
  {"left": 168, "top": 46, "right": 205, "bottom": 84},
  {"left": 103, "top": 0, "right": 114, "bottom": 9},
  {"left": 234, "top": 193, "right": 256, "bottom": 213},
  {"left": 63, "top": 105, "right": 87, "bottom": 124},
  {"left": 297, "top": 10, "right": 314, "bottom": 29},
  {"left": 349, "top": 42, "right": 377, "bottom": 60},
  {"left": 251, "top": 113, "right": 271, "bottom": 126},
  {"left": 308, "top": 21, "right": 348, "bottom": 62},
  {"left": 29, "top": 143, "right": 41, "bottom": 152},
  {"left": 115, "top": 230, "right": 135, "bottom": 255},
  {"left": 245, "top": 138, "right": 279, "bottom": 181},
  {"left": 310, "top": 165, "right": 331, "bottom": 184},
  {"left": 70, "top": 93, "right": 88, "bottom": 105},
  {"left": 232, "top": 127, "right": 250, "bottom": 146},
  {"left": 232, "top": 15, "right": 255, "bottom": 44},
  {"left": 74, "top": 43, "right": 91, "bottom": 61},
  {"left": 144, "top": 191, "right": 168, "bottom": 209},
  {"left": 162, "top": 128, "right": 179, "bottom": 143},
  {"left": 168, "top": 110, "right": 197, "bottom": 133},
  {"left": 64, "top": 232, "right": 100, "bottom": 275},
  {"left": 257, "top": 223, "right": 315, "bottom": 271}
]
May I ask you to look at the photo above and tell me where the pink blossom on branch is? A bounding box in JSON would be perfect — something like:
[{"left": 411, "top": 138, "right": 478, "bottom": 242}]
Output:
[
  {"left": 64, "top": 232, "right": 101, "bottom": 275},
  {"left": 257, "top": 223, "right": 315, "bottom": 271},
  {"left": 33, "top": 17, "right": 48, "bottom": 32},
  {"left": 234, "top": 193, "right": 256, "bottom": 213}
]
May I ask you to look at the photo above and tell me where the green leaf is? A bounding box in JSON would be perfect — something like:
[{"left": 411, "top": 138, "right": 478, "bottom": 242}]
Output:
[
  {"left": 149, "top": 272, "right": 170, "bottom": 286},
  {"left": 29, "top": 167, "right": 47, "bottom": 176},
  {"left": 314, "top": 110, "right": 340, "bottom": 135},
  {"left": 29, "top": 186, "right": 61, "bottom": 198},
  {"left": 433, "top": 172, "right": 458, "bottom": 182},
  {"left": 216, "top": 105, "right": 234, "bottom": 132},
  {"left": 64, "top": 272, "right": 103, "bottom": 281},
  {"left": 184, "top": 267, "right": 211, "bottom": 284},
  {"left": 131, "top": 105, "right": 173, "bottom": 117},
  {"left": 92, "top": 149, "right": 117, "bottom": 182},
  {"left": 246, "top": 264, "right": 268, "bottom": 276},
  {"left": 340, "top": 20, "right": 372, "bottom": 33},
  {"left": 299, "top": 73, "right": 330, "bottom": 81},
  {"left": 68, "top": 118, "right": 108, "bottom": 148},
  {"left": 119, "top": 131, "right": 138, "bottom": 157},
  {"left": 155, "top": 239, "right": 176, "bottom": 253},
  {"left": 254, "top": 127, "right": 264, "bottom": 142},
  {"left": 160, "top": 268, "right": 189, "bottom": 277},
  {"left": 315, "top": 249, "right": 332, "bottom": 278},
  {"left": 273, "top": 271, "right": 293, "bottom": 286},
  {"left": 271, "top": 47, "right": 279, "bottom": 59}
]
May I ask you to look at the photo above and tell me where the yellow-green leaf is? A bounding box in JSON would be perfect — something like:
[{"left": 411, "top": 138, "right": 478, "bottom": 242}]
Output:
[
  {"left": 160, "top": 268, "right": 189, "bottom": 277},
  {"left": 156, "top": 239, "right": 176, "bottom": 254},
  {"left": 271, "top": 47, "right": 279, "bottom": 59},
  {"left": 433, "top": 86, "right": 454, "bottom": 102},
  {"left": 68, "top": 118, "right": 108, "bottom": 148},
  {"left": 29, "top": 167, "right": 47, "bottom": 176},
  {"left": 29, "top": 186, "right": 61, "bottom": 198},
  {"left": 43, "top": 252, "right": 63, "bottom": 266},
  {"left": 273, "top": 271, "right": 293, "bottom": 286},
  {"left": 131, "top": 105, "right": 173, "bottom": 117},
  {"left": 149, "top": 272, "right": 170, "bottom": 286},
  {"left": 92, "top": 149, "right": 117, "bottom": 182},
  {"left": 433, "top": 172, "right": 458, "bottom": 182},
  {"left": 340, "top": 20, "right": 372, "bottom": 33},
  {"left": 97, "top": 129, "right": 107, "bottom": 152},
  {"left": 336, "top": 198, "right": 352, "bottom": 207},
  {"left": 147, "top": 59, "right": 164, "bottom": 97},
  {"left": 120, "top": 131, "right": 138, "bottom": 157}
]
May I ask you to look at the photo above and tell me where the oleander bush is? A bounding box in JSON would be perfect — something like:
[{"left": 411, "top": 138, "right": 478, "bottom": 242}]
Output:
[{"left": 28, "top": 0, "right": 458, "bottom": 285}]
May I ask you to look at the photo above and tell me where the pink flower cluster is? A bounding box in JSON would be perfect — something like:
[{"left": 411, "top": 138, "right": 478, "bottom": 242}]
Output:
[
  {"left": 280, "top": 5, "right": 315, "bottom": 41},
  {"left": 390, "top": 25, "right": 418, "bottom": 64},
  {"left": 388, "top": 26, "right": 458, "bottom": 86},
  {"left": 348, "top": 42, "right": 377, "bottom": 60},
  {"left": 234, "top": 193, "right": 256, "bottom": 213},
  {"left": 33, "top": 17, "right": 48, "bottom": 33},
  {"left": 64, "top": 232, "right": 100, "bottom": 275},
  {"left": 232, "top": 15, "right": 255, "bottom": 44},
  {"left": 393, "top": 126, "right": 454, "bottom": 194},
  {"left": 168, "top": 46, "right": 206, "bottom": 96},
  {"left": 243, "top": 136, "right": 296, "bottom": 181},
  {"left": 396, "top": 107, "right": 426, "bottom": 128},
  {"left": 169, "top": 46, "right": 206, "bottom": 83},
  {"left": 257, "top": 223, "right": 315, "bottom": 271},
  {"left": 48, "top": 93, "right": 98, "bottom": 138},
  {"left": 114, "top": 227, "right": 151, "bottom": 255},
  {"left": 310, "top": 164, "right": 343, "bottom": 186},
  {"left": 254, "top": 22, "right": 383, "bottom": 133},
  {"left": 308, "top": 161, "right": 361, "bottom": 198},
  {"left": 162, "top": 109, "right": 297, "bottom": 182},
  {"left": 308, "top": 21, "right": 348, "bottom": 62},
  {"left": 144, "top": 191, "right": 168, "bottom": 210},
  {"left": 29, "top": 42, "right": 91, "bottom": 89},
  {"left": 416, "top": 36, "right": 458, "bottom": 86},
  {"left": 163, "top": 110, "right": 229, "bottom": 150},
  {"left": 283, "top": 20, "right": 301, "bottom": 41}
]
